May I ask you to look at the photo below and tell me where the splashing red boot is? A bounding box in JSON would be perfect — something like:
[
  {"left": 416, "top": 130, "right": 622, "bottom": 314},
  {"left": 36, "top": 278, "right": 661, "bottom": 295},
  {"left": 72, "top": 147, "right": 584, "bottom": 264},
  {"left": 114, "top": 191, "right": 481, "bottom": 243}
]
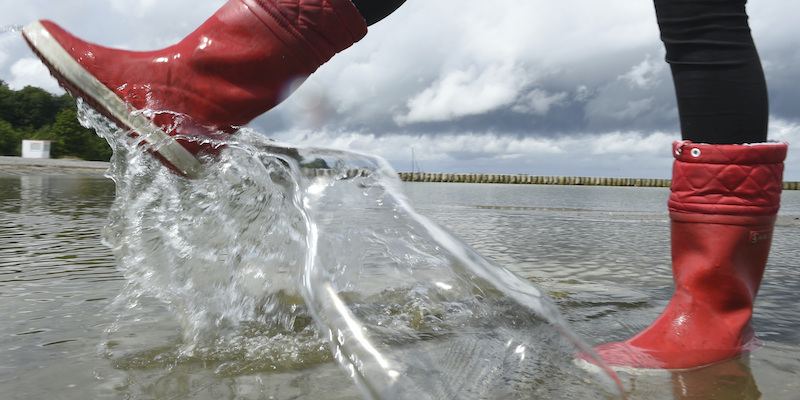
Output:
[
  {"left": 22, "top": 0, "right": 367, "bottom": 177},
  {"left": 593, "top": 141, "right": 787, "bottom": 370}
]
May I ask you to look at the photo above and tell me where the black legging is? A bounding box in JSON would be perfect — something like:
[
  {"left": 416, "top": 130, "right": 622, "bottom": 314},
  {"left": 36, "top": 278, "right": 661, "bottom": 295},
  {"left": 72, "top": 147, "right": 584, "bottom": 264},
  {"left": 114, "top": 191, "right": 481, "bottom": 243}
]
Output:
[
  {"left": 351, "top": 0, "right": 406, "bottom": 26},
  {"left": 353, "top": 0, "right": 769, "bottom": 145},
  {"left": 654, "top": 0, "right": 768, "bottom": 144}
]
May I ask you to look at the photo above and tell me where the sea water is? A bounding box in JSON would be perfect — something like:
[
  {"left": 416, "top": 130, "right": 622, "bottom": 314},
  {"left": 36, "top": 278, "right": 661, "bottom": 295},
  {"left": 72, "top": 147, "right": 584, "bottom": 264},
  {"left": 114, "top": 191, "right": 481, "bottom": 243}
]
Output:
[
  {"left": 69, "top": 102, "right": 623, "bottom": 399},
  {"left": 3, "top": 168, "right": 800, "bottom": 399}
]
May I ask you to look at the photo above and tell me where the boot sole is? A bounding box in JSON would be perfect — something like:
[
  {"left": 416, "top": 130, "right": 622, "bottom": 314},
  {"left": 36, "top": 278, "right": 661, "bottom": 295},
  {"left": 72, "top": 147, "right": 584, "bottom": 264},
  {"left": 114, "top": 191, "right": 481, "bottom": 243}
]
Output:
[
  {"left": 573, "top": 346, "right": 762, "bottom": 376},
  {"left": 21, "top": 21, "right": 203, "bottom": 178},
  {"left": 573, "top": 357, "right": 672, "bottom": 377}
]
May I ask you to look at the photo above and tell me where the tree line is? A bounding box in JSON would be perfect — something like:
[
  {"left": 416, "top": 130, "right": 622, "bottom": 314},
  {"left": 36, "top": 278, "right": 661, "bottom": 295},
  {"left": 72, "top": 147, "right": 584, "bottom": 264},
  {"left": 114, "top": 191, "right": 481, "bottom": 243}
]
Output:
[{"left": 0, "top": 80, "right": 112, "bottom": 161}]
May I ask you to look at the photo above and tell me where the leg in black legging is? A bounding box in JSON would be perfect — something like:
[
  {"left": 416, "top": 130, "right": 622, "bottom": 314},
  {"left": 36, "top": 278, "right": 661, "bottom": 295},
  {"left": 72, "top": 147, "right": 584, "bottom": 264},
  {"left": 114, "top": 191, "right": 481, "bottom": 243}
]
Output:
[
  {"left": 654, "top": 0, "right": 768, "bottom": 144},
  {"left": 351, "top": 0, "right": 406, "bottom": 26}
]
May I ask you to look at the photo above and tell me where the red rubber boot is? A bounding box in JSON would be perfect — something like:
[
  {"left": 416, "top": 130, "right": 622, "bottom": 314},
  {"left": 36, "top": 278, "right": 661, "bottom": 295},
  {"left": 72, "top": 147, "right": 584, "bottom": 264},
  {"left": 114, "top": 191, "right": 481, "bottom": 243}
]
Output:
[
  {"left": 593, "top": 141, "right": 787, "bottom": 370},
  {"left": 21, "top": 0, "right": 367, "bottom": 177}
]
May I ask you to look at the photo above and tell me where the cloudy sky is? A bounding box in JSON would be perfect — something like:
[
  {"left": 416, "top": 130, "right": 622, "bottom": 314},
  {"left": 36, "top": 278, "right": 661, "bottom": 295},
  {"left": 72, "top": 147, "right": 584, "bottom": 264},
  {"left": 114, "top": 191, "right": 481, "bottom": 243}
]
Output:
[{"left": 2, "top": 0, "right": 799, "bottom": 179}]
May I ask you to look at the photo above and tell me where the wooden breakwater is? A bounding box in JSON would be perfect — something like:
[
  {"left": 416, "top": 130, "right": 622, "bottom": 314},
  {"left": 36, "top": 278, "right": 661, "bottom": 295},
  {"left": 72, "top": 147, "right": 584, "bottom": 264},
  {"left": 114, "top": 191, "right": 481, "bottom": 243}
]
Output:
[
  {"left": 396, "top": 172, "right": 800, "bottom": 190},
  {"left": 299, "top": 169, "right": 800, "bottom": 190}
]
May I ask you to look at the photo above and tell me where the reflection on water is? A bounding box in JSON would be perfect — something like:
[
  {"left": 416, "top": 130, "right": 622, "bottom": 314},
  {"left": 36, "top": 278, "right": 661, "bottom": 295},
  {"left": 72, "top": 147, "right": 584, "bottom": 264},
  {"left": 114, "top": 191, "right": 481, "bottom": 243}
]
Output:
[
  {"left": 3, "top": 173, "right": 800, "bottom": 398},
  {"left": 1, "top": 117, "right": 799, "bottom": 399},
  {"left": 0, "top": 174, "right": 121, "bottom": 398}
]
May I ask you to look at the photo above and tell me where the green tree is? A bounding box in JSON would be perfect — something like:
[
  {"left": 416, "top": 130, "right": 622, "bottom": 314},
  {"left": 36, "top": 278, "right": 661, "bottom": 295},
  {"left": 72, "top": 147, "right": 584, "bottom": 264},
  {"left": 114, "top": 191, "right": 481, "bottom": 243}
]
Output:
[
  {"left": 0, "top": 83, "right": 72, "bottom": 130},
  {"left": 0, "top": 119, "right": 21, "bottom": 156},
  {"left": 39, "top": 109, "right": 111, "bottom": 161},
  {"left": 0, "top": 80, "right": 11, "bottom": 122},
  {"left": 54, "top": 93, "right": 76, "bottom": 112},
  {"left": 0, "top": 81, "right": 111, "bottom": 160},
  {"left": 14, "top": 86, "right": 58, "bottom": 128}
]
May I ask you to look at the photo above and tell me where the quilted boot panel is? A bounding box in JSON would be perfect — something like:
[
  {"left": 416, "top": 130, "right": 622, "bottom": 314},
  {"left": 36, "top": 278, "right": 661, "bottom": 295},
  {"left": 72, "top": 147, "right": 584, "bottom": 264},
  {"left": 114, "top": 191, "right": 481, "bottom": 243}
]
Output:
[
  {"left": 246, "top": 0, "right": 367, "bottom": 68},
  {"left": 669, "top": 141, "right": 787, "bottom": 216}
]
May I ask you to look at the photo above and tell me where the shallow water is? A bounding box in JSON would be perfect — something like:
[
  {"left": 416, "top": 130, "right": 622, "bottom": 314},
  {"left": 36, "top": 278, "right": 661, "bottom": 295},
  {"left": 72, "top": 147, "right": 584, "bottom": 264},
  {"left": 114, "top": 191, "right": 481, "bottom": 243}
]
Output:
[
  {"left": 2, "top": 174, "right": 800, "bottom": 399},
  {"left": 406, "top": 183, "right": 800, "bottom": 399}
]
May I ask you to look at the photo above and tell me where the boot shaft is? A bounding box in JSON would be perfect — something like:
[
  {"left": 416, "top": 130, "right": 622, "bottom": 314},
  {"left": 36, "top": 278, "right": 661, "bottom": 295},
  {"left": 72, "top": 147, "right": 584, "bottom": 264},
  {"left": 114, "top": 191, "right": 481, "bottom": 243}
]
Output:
[
  {"left": 668, "top": 141, "right": 787, "bottom": 314},
  {"left": 591, "top": 141, "right": 787, "bottom": 369},
  {"left": 669, "top": 215, "right": 775, "bottom": 313},
  {"left": 145, "top": 0, "right": 368, "bottom": 127}
]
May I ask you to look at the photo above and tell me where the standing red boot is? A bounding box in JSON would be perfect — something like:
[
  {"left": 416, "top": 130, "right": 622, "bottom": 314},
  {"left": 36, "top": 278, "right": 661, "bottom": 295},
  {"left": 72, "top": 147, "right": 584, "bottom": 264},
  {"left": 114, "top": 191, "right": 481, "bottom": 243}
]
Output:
[
  {"left": 593, "top": 140, "right": 787, "bottom": 370},
  {"left": 21, "top": 0, "right": 367, "bottom": 177}
]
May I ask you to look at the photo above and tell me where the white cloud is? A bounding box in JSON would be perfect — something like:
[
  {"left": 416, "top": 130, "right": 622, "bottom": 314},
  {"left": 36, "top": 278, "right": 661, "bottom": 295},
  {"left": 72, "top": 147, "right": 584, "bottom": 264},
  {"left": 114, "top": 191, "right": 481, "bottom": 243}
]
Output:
[
  {"left": 108, "top": 0, "right": 160, "bottom": 17},
  {"left": 512, "top": 89, "right": 568, "bottom": 115},
  {"left": 0, "top": 37, "right": 11, "bottom": 69},
  {"left": 395, "top": 63, "right": 531, "bottom": 124},
  {"left": 770, "top": 118, "right": 800, "bottom": 144},
  {"left": 1, "top": 0, "right": 798, "bottom": 178},
  {"left": 268, "top": 127, "right": 677, "bottom": 178},
  {"left": 574, "top": 86, "right": 591, "bottom": 102},
  {"left": 611, "top": 98, "right": 656, "bottom": 120},
  {"left": 765, "top": 118, "right": 800, "bottom": 181},
  {"left": 587, "top": 131, "right": 674, "bottom": 155},
  {"left": 7, "top": 57, "right": 62, "bottom": 93},
  {"left": 619, "top": 55, "right": 665, "bottom": 90}
]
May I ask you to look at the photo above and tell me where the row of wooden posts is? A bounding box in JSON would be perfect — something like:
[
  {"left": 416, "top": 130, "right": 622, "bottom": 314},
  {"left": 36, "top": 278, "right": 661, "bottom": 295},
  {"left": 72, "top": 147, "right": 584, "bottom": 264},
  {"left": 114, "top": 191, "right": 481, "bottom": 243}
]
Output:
[
  {"left": 396, "top": 171, "right": 800, "bottom": 190},
  {"left": 300, "top": 169, "right": 800, "bottom": 190}
]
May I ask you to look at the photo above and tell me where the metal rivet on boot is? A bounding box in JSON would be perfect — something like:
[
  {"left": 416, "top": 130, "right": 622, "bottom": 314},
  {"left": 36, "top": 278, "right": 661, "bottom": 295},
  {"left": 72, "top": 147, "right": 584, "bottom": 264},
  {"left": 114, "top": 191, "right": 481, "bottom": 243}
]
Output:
[{"left": 691, "top": 148, "right": 701, "bottom": 158}]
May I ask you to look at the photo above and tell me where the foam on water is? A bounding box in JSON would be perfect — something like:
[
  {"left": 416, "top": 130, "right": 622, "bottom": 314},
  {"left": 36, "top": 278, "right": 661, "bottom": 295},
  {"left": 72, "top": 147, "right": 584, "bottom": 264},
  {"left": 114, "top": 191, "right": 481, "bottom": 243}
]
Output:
[{"left": 77, "top": 100, "right": 624, "bottom": 399}]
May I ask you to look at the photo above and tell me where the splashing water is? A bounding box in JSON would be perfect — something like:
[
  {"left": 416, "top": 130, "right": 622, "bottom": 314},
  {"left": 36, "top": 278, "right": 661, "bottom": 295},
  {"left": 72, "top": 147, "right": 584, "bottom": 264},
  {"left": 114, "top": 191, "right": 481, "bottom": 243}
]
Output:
[
  {"left": 1, "top": 25, "right": 24, "bottom": 35},
  {"left": 77, "top": 100, "right": 624, "bottom": 399}
]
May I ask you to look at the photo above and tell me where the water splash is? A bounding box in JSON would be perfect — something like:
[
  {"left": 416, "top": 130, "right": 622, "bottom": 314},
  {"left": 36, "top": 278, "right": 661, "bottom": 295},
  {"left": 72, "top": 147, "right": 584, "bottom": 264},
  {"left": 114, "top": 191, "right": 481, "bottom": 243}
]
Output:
[
  {"left": 77, "top": 100, "right": 623, "bottom": 399},
  {"left": 1, "top": 25, "right": 23, "bottom": 34}
]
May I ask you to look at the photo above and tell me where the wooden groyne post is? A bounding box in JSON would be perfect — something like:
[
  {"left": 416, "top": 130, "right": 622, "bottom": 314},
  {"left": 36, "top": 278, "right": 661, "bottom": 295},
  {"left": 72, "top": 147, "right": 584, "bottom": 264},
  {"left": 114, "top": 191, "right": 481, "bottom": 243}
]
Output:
[{"left": 397, "top": 172, "right": 800, "bottom": 190}]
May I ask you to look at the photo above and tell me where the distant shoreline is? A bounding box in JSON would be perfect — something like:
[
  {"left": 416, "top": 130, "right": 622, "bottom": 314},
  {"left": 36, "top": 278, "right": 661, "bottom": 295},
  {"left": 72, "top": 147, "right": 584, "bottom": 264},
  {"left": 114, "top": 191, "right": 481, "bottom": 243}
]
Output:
[
  {"left": 395, "top": 171, "right": 800, "bottom": 190},
  {"left": 2, "top": 157, "right": 797, "bottom": 190},
  {"left": 0, "top": 156, "right": 108, "bottom": 176},
  {"left": 398, "top": 171, "right": 670, "bottom": 187}
]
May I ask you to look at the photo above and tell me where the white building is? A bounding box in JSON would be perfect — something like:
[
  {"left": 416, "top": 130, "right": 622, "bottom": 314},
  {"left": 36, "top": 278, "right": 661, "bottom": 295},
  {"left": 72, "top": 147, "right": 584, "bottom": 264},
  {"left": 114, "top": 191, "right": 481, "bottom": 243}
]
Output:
[{"left": 21, "top": 140, "right": 54, "bottom": 159}]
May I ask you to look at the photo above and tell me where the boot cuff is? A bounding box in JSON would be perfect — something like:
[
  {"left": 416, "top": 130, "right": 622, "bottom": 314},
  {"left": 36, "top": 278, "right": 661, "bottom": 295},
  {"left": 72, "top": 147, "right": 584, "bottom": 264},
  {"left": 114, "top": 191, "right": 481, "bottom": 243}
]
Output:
[
  {"left": 669, "top": 141, "right": 787, "bottom": 216},
  {"left": 672, "top": 141, "right": 787, "bottom": 165}
]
